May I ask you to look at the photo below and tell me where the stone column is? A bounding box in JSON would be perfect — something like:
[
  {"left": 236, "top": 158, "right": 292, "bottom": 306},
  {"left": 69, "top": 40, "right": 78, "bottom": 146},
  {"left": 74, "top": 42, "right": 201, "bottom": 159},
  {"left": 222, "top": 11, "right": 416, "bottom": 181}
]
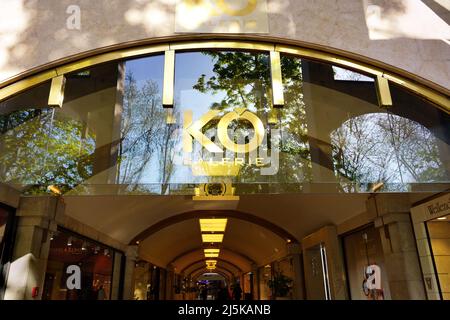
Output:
[
  {"left": 287, "top": 242, "right": 305, "bottom": 300},
  {"left": 4, "top": 196, "right": 61, "bottom": 300},
  {"left": 367, "top": 194, "right": 426, "bottom": 299},
  {"left": 110, "top": 252, "right": 124, "bottom": 300},
  {"left": 122, "top": 245, "right": 138, "bottom": 300}
]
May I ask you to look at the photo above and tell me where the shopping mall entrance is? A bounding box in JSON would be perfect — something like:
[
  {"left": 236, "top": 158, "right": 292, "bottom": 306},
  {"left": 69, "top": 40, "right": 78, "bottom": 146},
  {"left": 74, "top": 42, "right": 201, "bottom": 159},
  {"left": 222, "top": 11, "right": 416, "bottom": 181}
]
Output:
[{"left": 0, "top": 40, "right": 448, "bottom": 300}]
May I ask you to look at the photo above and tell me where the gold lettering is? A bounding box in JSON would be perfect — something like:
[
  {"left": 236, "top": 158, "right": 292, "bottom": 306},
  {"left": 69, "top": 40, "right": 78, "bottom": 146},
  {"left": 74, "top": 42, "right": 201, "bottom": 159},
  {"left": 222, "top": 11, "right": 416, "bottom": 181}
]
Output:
[
  {"left": 256, "top": 158, "right": 265, "bottom": 166},
  {"left": 183, "top": 109, "right": 222, "bottom": 153},
  {"left": 217, "top": 108, "right": 265, "bottom": 154},
  {"left": 222, "top": 158, "right": 232, "bottom": 165},
  {"left": 234, "top": 158, "right": 245, "bottom": 166}
]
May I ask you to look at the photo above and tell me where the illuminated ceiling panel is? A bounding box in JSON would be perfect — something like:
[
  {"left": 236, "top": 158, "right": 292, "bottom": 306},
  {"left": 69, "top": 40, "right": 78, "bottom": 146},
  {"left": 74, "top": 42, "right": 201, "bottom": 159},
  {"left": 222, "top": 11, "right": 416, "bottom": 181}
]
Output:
[
  {"left": 202, "top": 234, "right": 224, "bottom": 243},
  {"left": 199, "top": 219, "right": 228, "bottom": 232}
]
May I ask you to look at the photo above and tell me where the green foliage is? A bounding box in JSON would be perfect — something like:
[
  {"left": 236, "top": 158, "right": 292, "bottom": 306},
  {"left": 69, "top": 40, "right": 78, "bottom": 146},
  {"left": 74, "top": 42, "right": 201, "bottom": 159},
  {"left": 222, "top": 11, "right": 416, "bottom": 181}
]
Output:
[
  {"left": 0, "top": 108, "right": 95, "bottom": 194},
  {"left": 267, "top": 271, "right": 293, "bottom": 298}
]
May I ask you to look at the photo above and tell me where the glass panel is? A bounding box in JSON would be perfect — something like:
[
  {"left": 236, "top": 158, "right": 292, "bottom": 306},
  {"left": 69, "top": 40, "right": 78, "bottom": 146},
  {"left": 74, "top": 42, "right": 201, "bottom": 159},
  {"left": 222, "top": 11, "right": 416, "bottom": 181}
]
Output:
[
  {"left": 284, "top": 56, "right": 388, "bottom": 192},
  {"left": 0, "top": 82, "right": 52, "bottom": 190},
  {"left": 0, "top": 51, "right": 448, "bottom": 195},
  {"left": 117, "top": 55, "right": 164, "bottom": 192},
  {"left": 303, "top": 244, "right": 328, "bottom": 300},
  {"left": 427, "top": 215, "right": 450, "bottom": 300},
  {"left": 173, "top": 51, "right": 273, "bottom": 189},
  {"left": 43, "top": 229, "right": 114, "bottom": 300},
  {"left": 387, "top": 85, "right": 450, "bottom": 190}
]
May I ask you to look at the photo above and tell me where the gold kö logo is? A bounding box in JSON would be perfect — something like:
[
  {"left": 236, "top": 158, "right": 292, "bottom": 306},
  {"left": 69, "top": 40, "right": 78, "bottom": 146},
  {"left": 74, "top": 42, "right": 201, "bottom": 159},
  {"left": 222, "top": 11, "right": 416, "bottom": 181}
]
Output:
[{"left": 183, "top": 108, "right": 265, "bottom": 154}]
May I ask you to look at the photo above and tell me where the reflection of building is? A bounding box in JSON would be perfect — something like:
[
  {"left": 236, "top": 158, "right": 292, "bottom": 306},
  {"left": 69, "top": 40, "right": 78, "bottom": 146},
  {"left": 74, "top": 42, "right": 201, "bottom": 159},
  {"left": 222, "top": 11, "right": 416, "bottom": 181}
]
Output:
[{"left": 0, "top": 0, "right": 449, "bottom": 301}]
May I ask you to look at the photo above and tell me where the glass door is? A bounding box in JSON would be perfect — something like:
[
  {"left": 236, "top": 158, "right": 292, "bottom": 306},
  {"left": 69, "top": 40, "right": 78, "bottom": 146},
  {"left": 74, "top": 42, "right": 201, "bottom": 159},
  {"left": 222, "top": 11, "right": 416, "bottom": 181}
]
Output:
[{"left": 303, "top": 243, "right": 331, "bottom": 300}]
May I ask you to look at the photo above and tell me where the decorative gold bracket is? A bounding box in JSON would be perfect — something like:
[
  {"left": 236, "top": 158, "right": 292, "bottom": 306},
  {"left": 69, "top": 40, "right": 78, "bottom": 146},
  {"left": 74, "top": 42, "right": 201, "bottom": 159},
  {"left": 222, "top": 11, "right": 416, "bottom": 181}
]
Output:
[
  {"left": 48, "top": 75, "right": 66, "bottom": 107},
  {"left": 163, "top": 50, "right": 175, "bottom": 108},
  {"left": 270, "top": 51, "right": 284, "bottom": 108},
  {"left": 376, "top": 75, "right": 393, "bottom": 108}
]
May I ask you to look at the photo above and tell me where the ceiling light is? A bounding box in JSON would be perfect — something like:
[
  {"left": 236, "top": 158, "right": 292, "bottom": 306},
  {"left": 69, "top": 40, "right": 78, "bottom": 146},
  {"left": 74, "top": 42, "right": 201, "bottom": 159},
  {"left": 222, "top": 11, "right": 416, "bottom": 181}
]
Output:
[
  {"left": 205, "top": 259, "right": 217, "bottom": 264},
  {"left": 204, "top": 249, "right": 220, "bottom": 254},
  {"left": 205, "top": 253, "right": 219, "bottom": 258},
  {"left": 202, "top": 234, "right": 224, "bottom": 243},
  {"left": 206, "top": 260, "right": 217, "bottom": 268},
  {"left": 437, "top": 216, "right": 447, "bottom": 220},
  {"left": 199, "top": 219, "right": 228, "bottom": 232},
  {"left": 204, "top": 249, "right": 220, "bottom": 253}
]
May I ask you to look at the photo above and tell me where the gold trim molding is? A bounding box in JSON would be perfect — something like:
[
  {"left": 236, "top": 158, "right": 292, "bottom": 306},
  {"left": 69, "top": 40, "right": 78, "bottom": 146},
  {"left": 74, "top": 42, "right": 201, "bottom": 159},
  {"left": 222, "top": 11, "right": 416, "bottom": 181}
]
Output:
[{"left": 0, "top": 38, "right": 448, "bottom": 113}]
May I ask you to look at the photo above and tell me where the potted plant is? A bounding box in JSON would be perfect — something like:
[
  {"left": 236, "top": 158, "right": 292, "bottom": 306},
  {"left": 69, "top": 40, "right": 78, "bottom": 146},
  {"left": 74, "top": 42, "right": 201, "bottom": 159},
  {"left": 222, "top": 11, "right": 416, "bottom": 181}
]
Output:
[{"left": 267, "top": 271, "right": 293, "bottom": 300}]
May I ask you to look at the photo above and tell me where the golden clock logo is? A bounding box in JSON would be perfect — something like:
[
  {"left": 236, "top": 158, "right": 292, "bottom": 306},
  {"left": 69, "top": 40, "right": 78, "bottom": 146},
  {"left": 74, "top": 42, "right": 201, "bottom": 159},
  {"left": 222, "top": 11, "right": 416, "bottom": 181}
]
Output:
[{"left": 175, "top": 0, "right": 269, "bottom": 33}]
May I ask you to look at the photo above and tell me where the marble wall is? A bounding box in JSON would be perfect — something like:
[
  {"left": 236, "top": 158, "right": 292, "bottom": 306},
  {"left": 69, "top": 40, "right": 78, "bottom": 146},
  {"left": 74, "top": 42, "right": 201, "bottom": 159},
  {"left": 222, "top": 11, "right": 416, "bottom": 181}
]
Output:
[{"left": 0, "top": 0, "right": 448, "bottom": 90}]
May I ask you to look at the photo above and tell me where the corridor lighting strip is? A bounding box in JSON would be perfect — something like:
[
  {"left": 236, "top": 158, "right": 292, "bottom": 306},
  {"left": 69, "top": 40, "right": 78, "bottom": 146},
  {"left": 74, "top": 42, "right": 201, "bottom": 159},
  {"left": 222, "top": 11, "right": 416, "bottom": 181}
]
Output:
[
  {"left": 0, "top": 40, "right": 448, "bottom": 114},
  {"left": 199, "top": 219, "right": 228, "bottom": 232}
]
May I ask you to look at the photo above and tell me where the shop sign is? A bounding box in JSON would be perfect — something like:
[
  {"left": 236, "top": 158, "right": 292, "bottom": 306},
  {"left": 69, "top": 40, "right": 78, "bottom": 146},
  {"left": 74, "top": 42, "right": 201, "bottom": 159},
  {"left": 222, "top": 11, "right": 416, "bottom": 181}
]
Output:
[
  {"left": 426, "top": 195, "right": 450, "bottom": 217},
  {"left": 180, "top": 108, "right": 279, "bottom": 176},
  {"left": 363, "top": 264, "right": 384, "bottom": 300},
  {"left": 175, "top": 0, "right": 269, "bottom": 33},
  {"left": 66, "top": 265, "right": 81, "bottom": 290}
]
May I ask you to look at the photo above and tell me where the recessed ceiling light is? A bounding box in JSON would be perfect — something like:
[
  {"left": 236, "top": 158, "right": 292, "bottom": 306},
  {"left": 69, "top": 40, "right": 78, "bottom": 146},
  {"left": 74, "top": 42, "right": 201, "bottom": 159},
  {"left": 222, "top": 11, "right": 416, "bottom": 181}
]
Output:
[
  {"left": 204, "top": 248, "right": 220, "bottom": 253},
  {"left": 199, "top": 219, "right": 228, "bottom": 232},
  {"left": 202, "top": 234, "right": 224, "bottom": 243}
]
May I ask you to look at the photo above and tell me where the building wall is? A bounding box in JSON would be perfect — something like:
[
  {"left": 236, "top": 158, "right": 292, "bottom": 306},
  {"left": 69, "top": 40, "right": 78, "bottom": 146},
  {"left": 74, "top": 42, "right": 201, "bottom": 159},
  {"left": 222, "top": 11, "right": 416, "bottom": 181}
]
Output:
[{"left": 0, "top": 0, "right": 449, "bottom": 91}]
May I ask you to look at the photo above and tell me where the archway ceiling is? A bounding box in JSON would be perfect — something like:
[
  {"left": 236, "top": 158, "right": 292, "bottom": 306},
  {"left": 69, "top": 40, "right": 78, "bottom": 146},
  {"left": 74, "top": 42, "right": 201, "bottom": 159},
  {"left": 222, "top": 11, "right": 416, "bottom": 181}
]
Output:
[
  {"left": 137, "top": 217, "right": 286, "bottom": 269},
  {"left": 192, "top": 268, "right": 233, "bottom": 282},
  {"left": 171, "top": 247, "right": 253, "bottom": 275},
  {"left": 183, "top": 259, "right": 241, "bottom": 277},
  {"left": 62, "top": 193, "right": 370, "bottom": 250},
  {"left": 196, "top": 273, "right": 227, "bottom": 282}
]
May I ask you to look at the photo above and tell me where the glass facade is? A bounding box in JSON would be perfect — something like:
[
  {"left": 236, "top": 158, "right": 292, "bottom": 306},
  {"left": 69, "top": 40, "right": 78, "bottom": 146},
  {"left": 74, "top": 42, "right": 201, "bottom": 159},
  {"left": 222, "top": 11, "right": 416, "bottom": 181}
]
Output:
[
  {"left": 0, "top": 50, "right": 447, "bottom": 196},
  {"left": 0, "top": 44, "right": 448, "bottom": 301}
]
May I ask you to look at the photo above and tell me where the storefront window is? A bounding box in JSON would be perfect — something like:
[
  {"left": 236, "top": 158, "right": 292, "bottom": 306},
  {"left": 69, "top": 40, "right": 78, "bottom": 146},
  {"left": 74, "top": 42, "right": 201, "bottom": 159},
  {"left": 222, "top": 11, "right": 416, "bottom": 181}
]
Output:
[
  {"left": 0, "top": 204, "right": 15, "bottom": 299},
  {"left": 42, "top": 229, "right": 116, "bottom": 300},
  {"left": 426, "top": 215, "right": 450, "bottom": 300},
  {"left": 343, "top": 225, "right": 390, "bottom": 300}
]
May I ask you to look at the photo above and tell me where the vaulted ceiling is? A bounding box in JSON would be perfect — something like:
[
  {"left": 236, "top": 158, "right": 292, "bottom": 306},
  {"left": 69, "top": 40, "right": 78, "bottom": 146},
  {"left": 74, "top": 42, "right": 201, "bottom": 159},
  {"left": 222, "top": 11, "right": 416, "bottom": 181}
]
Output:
[{"left": 61, "top": 192, "right": 374, "bottom": 276}]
